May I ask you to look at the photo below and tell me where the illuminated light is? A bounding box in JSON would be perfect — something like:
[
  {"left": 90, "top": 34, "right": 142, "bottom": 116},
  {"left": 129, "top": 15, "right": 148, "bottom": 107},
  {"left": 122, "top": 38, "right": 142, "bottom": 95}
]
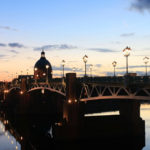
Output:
[
  {"left": 20, "top": 136, "right": 23, "bottom": 140},
  {"left": 11, "top": 140, "right": 14, "bottom": 144},
  {"left": 55, "top": 122, "right": 62, "bottom": 126},
  {"left": 4, "top": 90, "right": 9, "bottom": 93},
  {"left": 123, "top": 46, "right": 131, "bottom": 57},
  {"left": 6, "top": 120, "right": 9, "bottom": 124},
  {"left": 20, "top": 91, "right": 23, "bottom": 95},
  {"left": 46, "top": 65, "right": 49, "bottom": 69},
  {"left": 16, "top": 146, "right": 18, "bottom": 150},
  {"left": 41, "top": 89, "right": 45, "bottom": 94},
  {"left": 68, "top": 100, "right": 72, "bottom": 104},
  {"left": 34, "top": 67, "right": 37, "bottom": 71},
  {"left": 4, "top": 120, "right": 7, "bottom": 124},
  {"left": 75, "top": 99, "right": 77, "bottom": 103}
]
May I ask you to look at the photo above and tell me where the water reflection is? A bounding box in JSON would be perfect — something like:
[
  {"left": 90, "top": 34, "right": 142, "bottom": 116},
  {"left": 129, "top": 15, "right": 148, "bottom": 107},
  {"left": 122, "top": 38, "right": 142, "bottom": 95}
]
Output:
[
  {"left": 0, "top": 120, "right": 21, "bottom": 150},
  {"left": 0, "top": 106, "right": 147, "bottom": 150},
  {"left": 141, "top": 104, "right": 150, "bottom": 150}
]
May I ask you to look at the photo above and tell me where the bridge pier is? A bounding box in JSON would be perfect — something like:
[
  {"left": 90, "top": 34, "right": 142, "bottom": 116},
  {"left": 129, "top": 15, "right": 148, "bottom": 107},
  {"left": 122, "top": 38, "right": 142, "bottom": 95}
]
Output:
[
  {"left": 54, "top": 73, "right": 84, "bottom": 141},
  {"left": 120, "top": 100, "right": 140, "bottom": 120},
  {"left": 119, "top": 100, "right": 144, "bottom": 137}
]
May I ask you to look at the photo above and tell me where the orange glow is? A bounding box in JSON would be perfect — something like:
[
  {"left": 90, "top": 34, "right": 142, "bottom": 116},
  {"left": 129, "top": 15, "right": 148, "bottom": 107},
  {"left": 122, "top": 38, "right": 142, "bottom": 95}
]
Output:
[{"left": 68, "top": 99, "right": 72, "bottom": 104}]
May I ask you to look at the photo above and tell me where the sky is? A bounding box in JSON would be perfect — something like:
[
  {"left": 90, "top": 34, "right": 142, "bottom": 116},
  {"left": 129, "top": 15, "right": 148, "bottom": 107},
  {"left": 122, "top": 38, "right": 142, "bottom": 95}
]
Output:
[{"left": 0, "top": 0, "right": 150, "bottom": 81}]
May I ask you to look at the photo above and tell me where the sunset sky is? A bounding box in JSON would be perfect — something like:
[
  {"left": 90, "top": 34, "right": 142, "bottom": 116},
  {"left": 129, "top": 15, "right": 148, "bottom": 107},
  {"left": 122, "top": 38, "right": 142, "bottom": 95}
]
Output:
[{"left": 0, "top": 0, "right": 150, "bottom": 81}]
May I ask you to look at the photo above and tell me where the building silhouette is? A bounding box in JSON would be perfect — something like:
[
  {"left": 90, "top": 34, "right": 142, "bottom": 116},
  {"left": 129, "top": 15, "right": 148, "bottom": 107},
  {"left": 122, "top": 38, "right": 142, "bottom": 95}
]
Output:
[{"left": 34, "top": 50, "right": 52, "bottom": 80}]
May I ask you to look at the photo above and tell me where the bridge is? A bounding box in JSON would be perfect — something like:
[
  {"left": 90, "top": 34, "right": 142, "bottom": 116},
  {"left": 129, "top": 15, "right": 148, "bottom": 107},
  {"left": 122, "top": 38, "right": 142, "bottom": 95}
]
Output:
[
  {"left": 1, "top": 74, "right": 150, "bottom": 102},
  {"left": 0, "top": 73, "right": 149, "bottom": 142}
]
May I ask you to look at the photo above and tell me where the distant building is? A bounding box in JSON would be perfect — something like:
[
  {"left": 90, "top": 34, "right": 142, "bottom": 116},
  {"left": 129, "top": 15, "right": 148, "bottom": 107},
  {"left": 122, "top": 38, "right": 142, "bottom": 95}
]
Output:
[{"left": 34, "top": 50, "right": 52, "bottom": 80}]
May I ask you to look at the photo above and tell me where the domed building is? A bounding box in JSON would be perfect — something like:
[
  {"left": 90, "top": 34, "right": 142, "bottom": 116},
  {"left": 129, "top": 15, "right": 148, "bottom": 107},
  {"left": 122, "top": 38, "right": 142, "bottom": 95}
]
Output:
[{"left": 34, "top": 50, "right": 52, "bottom": 80}]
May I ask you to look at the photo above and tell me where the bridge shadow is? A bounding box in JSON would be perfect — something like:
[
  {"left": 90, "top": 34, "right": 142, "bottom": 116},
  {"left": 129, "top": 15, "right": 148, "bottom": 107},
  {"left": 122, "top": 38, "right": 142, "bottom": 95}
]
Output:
[{"left": 0, "top": 109, "right": 145, "bottom": 150}]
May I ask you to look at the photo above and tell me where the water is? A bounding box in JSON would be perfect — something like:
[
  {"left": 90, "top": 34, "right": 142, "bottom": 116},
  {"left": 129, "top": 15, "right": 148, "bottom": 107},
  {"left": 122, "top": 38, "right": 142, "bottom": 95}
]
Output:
[
  {"left": 141, "top": 104, "right": 150, "bottom": 150},
  {"left": 0, "top": 121, "right": 21, "bottom": 150},
  {"left": 0, "top": 104, "right": 150, "bottom": 150}
]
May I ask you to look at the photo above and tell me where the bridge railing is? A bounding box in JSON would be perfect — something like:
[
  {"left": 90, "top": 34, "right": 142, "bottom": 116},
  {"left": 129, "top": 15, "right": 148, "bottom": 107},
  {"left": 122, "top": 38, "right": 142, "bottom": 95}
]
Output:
[{"left": 77, "top": 76, "right": 150, "bottom": 85}]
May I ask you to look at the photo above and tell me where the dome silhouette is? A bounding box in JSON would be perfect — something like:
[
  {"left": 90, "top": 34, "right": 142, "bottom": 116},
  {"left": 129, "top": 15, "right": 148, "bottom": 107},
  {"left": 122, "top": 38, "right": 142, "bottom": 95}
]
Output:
[{"left": 34, "top": 50, "right": 52, "bottom": 80}]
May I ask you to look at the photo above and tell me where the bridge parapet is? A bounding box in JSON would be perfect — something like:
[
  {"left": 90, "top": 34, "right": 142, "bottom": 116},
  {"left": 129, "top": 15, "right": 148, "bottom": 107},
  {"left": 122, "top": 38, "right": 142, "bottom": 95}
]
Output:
[{"left": 79, "top": 82, "right": 150, "bottom": 101}]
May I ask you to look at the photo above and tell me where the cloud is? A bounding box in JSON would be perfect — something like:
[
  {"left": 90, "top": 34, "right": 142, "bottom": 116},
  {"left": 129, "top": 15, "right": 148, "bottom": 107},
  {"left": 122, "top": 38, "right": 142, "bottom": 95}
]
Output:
[
  {"left": 88, "top": 48, "right": 117, "bottom": 53},
  {"left": 0, "top": 25, "right": 17, "bottom": 31},
  {"left": 130, "top": 0, "right": 150, "bottom": 12},
  {"left": 34, "top": 44, "right": 77, "bottom": 51},
  {"left": 53, "top": 73, "right": 62, "bottom": 77},
  {"left": 111, "top": 41, "right": 121, "bottom": 44},
  {"left": 53, "top": 65, "right": 83, "bottom": 72},
  {"left": 10, "top": 50, "right": 19, "bottom": 54},
  {"left": 0, "top": 43, "right": 6, "bottom": 47},
  {"left": 120, "top": 33, "right": 135, "bottom": 37},
  {"left": 8, "top": 43, "right": 24, "bottom": 48},
  {"left": 117, "top": 65, "right": 146, "bottom": 69},
  {"left": 0, "top": 54, "right": 6, "bottom": 58},
  {"left": 95, "top": 64, "right": 102, "bottom": 68}
]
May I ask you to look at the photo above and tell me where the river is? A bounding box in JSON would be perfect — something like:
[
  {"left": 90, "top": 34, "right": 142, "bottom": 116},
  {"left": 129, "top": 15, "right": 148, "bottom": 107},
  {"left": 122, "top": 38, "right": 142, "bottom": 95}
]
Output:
[{"left": 0, "top": 103, "right": 150, "bottom": 150}]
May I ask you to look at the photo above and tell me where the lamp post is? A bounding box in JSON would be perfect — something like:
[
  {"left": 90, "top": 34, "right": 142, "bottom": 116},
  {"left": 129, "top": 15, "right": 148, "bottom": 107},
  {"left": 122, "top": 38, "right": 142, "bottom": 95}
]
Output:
[
  {"left": 46, "top": 65, "right": 49, "bottom": 83},
  {"left": 62, "top": 60, "right": 65, "bottom": 78},
  {"left": 112, "top": 61, "right": 117, "bottom": 77},
  {"left": 143, "top": 56, "right": 149, "bottom": 76},
  {"left": 89, "top": 64, "right": 93, "bottom": 77},
  {"left": 26, "top": 69, "right": 29, "bottom": 84},
  {"left": 83, "top": 55, "right": 88, "bottom": 77},
  {"left": 34, "top": 67, "right": 37, "bottom": 84},
  {"left": 123, "top": 46, "right": 131, "bottom": 75}
]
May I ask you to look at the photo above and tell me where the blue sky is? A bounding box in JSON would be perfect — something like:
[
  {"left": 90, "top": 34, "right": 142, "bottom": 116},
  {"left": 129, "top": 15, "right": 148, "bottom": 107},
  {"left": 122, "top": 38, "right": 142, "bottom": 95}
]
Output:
[{"left": 0, "top": 0, "right": 150, "bottom": 80}]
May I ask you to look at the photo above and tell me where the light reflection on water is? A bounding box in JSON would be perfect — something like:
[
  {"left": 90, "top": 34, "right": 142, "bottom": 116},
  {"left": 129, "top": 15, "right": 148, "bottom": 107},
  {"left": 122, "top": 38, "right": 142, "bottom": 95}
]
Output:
[
  {"left": 0, "top": 121, "right": 21, "bottom": 150},
  {"left": 84, "top": 111, "right": 119, "bottom": 117},
  {"left": 141, "top": 104, "right": 150, "bottom": 150}
]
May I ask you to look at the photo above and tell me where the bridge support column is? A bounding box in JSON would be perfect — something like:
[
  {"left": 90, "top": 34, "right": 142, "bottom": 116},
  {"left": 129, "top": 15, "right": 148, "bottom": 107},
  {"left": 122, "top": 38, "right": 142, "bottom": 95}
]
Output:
[
  {"left": 119, "top": 100, "right": 144, "bottom": 137},
  {"left": 119, "top": 100, "right": 140, "bottom": 120},
  {"left": 61, "top": 73, "right": 84, "bottom": 140}
]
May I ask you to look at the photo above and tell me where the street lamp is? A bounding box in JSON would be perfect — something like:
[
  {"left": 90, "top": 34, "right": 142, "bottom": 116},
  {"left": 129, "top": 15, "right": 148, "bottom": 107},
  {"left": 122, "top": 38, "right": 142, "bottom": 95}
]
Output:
[
  {"left": 83, "top": 55, "right": 88, "bottom": 77},
  {"left": 62, "top": 60, "right": 65, "bottom": 78},
  {"left": 89, "top": 64, "right": 93, "bottom": 77},
  {"left": 143, "top": 56, "right": 149, "bottom": 76},
  {"left": 112, "top": 61, "right": 117, "bottom": 77},
  {"left": 123, "top": 46, "right": 131, "bottom": 75},
  {"left": 34, "top": 67, "right": 38, "bottom": 84},
  {"left": 46, "top": 65, "right": 49, "bottom": 83}
]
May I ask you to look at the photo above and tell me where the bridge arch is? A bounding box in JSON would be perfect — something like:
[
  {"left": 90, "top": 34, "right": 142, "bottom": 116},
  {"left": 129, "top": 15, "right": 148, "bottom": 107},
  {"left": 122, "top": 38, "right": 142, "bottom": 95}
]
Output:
[
  {"left": 27, "top": 87, "right": 65, "bottom": 96},
  {"left": 8, "top": 87, "right": 21, "bottom": 93}
]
